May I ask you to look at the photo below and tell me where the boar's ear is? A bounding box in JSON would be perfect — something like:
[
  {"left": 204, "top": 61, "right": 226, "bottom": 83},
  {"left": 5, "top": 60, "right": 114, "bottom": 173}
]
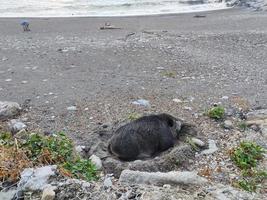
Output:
[{"left": 167, "top": 118, "right": 174, "bottom": 127}]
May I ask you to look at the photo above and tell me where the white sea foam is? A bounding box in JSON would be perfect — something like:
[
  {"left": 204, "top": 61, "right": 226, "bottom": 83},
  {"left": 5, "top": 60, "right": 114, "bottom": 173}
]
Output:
[{"left": 0, "top": 0, "right": 230, "bottom": 17}]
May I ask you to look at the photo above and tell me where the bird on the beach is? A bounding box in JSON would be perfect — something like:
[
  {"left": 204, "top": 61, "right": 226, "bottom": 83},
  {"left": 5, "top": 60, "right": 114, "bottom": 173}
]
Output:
[{"left": 20, "top": 20, "right": 30, "bottom": 32}]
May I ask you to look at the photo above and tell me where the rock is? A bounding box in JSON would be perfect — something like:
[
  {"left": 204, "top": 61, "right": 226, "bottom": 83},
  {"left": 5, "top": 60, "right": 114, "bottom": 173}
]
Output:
[
  {"left": 75, "top": 145, "right": 85, "bottom": 154},
  {"left": 8, "top": 119, "right": 27, "bottom": 134},
  {"left": 132, "top": 99, "right": 150, "bottom": 107},
  {"left": 191, "top": 137, "right": 206, "bottom": 147},
  {"left": 163, "top": 184, "right": 171, "bottom": 189},
  {"left": 41, "top": 186, "right": 56, "bottom": 200},
  {"left": 103, "top": 175, "right": 113, "bottom": 189},
  {"left": 119, "top": 170, "right": 207, "bottom": 186},
  {"left": 208, "top": 184, "right": 259, "bottom": 200},
  {"left": 19, "top": 166, "right": 57, "bottom": 191},
  {"left": 172, "top": 98, "right": 182, "bottom": 103},
  {"left": 201, "top": 140, "right": 218, "bottom": 155},
  {"left": 103, "top": 157, "right": 128, "bottom": 178},
  {"left": 0, "top": 190, "right": 16, "bottom": 200},
  {"left": 246, "top": 109, "right": 267, "bottom": 120},
  {"left": 0, "top": 101, "right": 21, "bottom": 120},
  {"left": 89, "top": 154, "right": 102, "bottom": 170},
  {"left": 67, "top": 106, "right": 77, "bottom": 111},
  {"left": 223, "top": 120, "right": 234, "bottom": 129}
]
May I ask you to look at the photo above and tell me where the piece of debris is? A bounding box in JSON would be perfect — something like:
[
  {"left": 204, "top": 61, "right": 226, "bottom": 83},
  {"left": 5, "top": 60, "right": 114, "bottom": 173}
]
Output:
[
  {"left": 194, "top": 15, "right": 206, "bottom": 18},
  {"left": 100, "top": 23, "right": 121, "bottom": 30},
  {"left": 132, "top": 99, "right": 150, "bottom": 107},
  {"left": 191, "top": 137, "right": 206, "bottom": 147}
]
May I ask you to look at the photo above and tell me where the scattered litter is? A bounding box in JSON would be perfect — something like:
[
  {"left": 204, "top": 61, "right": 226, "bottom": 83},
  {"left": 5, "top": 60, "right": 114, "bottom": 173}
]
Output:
[
  {"left": 221, "top": 96, "right": 229, "bottom": 100},
  {"left": 132, "top": 99, "right": 150, "bottom": 107},
  {"left": 5, "top": 79, "right": 12, "bottom": 82},
  {"left": 21, "top": 80, "right": 28, "bottom": 84}
]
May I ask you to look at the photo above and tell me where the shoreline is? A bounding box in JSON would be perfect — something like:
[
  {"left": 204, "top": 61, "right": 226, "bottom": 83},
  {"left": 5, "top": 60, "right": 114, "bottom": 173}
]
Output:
[{"left": 0, "top": 5, "right": 231, "bottom": 19}]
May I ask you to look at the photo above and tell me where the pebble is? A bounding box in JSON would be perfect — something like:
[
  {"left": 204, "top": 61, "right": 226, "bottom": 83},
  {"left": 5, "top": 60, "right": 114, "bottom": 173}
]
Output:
[
  {"left": 201, "top": 140, "right": 218, "bottom": 155},
  {"left": 21, "top": 80, "right": 28, "bottom": 84},
  {"left": 5, "top": 79, "right": 12, "bottom": 82},
  {"left": 67, "top": 106, "right": 77, "bottom": 111},
  {"left": 41, "top": 186, "right": 56, "bottom": 200},
  {"left": 191, "top": 138, "right": 205, "bottom": 147},
  {"left": 221, "top": 96, "right": 229, "bottom": 100},
  {"left": 103, "top": 176, "right": 113, "bottom": 189},
  {"left": 172, "top": 98, "right": 182, "bottom": 103},
  {"left": 223, "top": 120, "right": 234, "bottom": 129},
  {"left": 89, "top": 154, "right": 102, "bottom": 170}
]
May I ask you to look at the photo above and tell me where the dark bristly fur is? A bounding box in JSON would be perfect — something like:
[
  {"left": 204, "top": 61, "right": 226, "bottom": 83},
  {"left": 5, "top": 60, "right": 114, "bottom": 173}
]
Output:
[{"left": 108, "top": 113, "right": 183, "bottom": 161}]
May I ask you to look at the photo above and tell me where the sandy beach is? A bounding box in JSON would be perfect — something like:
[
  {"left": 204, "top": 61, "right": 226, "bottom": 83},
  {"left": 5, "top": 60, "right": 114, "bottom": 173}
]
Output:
[
  {"left": 0, "top": 8, "right": 267, "bottom": 133},
  {"left": 0, "top": 7, "right": 267, "bottom": 199}
]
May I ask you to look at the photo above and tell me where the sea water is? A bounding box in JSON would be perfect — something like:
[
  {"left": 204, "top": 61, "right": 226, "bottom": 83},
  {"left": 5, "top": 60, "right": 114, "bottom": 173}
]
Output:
[{"left": 0, "top": 0, "right": 229, "bottom": 17}]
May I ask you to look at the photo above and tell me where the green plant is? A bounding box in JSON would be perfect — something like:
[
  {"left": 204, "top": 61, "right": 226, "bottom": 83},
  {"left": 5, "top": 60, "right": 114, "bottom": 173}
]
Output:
[
  {"left": 237, "top": 179, "right": 257, "bottom": 192},
  {"left": 231, "top": 141, "right": 266, "bottom": 192},
  {"left": 0, "top": 132, "right": 13, "bottom": 146},
  {"left": 63, "top": 159, "right": 98, "bottom": 181},
  {"left": 207, "top": 106, "right": 225, "bottom": 120},
  {"left": 0, "top": 131, "right": 98, "bottom": 182},
  {"left": 231, "top": 142, "right": 265, "bottom": 170}
]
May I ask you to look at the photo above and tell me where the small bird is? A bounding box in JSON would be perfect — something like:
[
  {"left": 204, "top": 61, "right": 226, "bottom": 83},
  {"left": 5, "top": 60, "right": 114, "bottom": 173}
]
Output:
[{"left": 20, "top": 20, "right": 30, "bottom": 32}]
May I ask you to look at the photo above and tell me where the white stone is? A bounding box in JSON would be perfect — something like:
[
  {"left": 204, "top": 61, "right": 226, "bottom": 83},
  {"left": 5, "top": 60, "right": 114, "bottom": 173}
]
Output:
[
  {"left": 0, "top": 190, "right": 16, "bottom": 200},
  {"left": 132, "top": 99, "right": 150, "bottom": 107},
  {"left": 0, "top": 101, "right": 21, "bottom": 120},
  {"left": 8, "top": 119, "right": 27, "bottom": 134},
  {"left": 201, "top": 140, "right": 218, "bottom": 155},
  {"left": 41, "top": 186, "right": 56, "bottom": 200},
  {"left": 67, "top": 106, "right": 77, "bottom": 111},
  {"left": 172, "top": 98, "right": 182, "bottom": 103},
  {"left": 89, "top": 154, "right": 102, "bottom": 170},
  {"left": 191, "top": 137, "right": 205, "bottom": 147},
  {"left": 119, "top": 170, "right": 207, "bottom": 186},
  {"left": 5, "top": 79, "right": 12, "bottom": 82},
  {"left": 19, "top": 165, "right": 57, "bottom": 191}
]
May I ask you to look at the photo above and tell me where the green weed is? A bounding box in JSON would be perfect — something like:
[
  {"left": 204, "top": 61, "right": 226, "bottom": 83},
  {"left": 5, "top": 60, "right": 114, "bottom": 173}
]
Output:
[{"left": 207, "top": 106, "right": 225, "bottom": 120}]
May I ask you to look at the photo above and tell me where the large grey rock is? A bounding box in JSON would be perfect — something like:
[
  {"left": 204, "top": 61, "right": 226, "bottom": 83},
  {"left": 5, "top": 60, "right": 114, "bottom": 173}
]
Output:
[
  {"left": 19, "top": 165, "right": 57, "bottom": 191},
  {"left": 0, "top": 101, "right": 21, "bottom": 120},
  {"left": 0, "top": 190, "right": 16, "bottom": 200},
  {"left": 119, "top": 170, "right": 207, "bottom": 186},
  {"left": 8, "top": 119, "right": 27, "bottom": 134}
]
